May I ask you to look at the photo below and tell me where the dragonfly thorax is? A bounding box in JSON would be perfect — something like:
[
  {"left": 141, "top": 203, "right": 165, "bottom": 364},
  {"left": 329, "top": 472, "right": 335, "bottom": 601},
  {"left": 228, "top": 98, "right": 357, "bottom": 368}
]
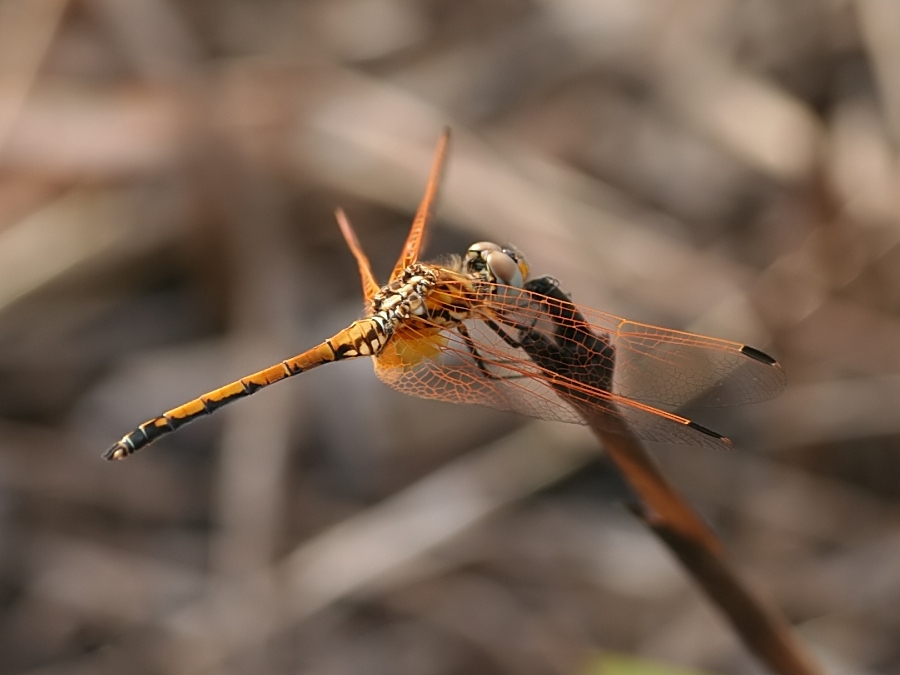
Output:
[{"left": 371, "top": 263, "right": 441, "bottom": 323}]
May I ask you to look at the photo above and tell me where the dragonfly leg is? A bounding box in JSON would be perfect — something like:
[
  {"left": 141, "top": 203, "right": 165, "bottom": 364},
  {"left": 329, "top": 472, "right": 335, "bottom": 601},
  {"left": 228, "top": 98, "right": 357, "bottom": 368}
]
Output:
[
  {"left": 457, "top": 322, "right": 529, "bottom": 382},
  {"left": 457, "top": 323, "right": 493, "bottom": 377},
  {"left": 484, "top": 318, "right": 522, "bottom": 349}
]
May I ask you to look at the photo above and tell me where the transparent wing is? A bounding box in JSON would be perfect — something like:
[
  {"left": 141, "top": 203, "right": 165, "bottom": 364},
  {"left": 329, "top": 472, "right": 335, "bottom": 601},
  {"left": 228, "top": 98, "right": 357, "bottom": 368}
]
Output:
[
  {"left": 372, "top": 277, "right": 784, "bottom": 448},
  {"left": 476, "top": 279, "right": 785, "bottom": 411},
  {"left": 375, "top": 317, "right": 584, "bottom": 424}
]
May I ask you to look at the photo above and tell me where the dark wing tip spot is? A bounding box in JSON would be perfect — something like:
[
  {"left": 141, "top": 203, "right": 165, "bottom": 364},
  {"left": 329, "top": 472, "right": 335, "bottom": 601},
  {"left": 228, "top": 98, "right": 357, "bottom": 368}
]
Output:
[
  {"left": 740, "top": 345, "right": 778, "bottom": 366},
  {"left": 686, "top": 420, "right": 730, "bottom": 444}
]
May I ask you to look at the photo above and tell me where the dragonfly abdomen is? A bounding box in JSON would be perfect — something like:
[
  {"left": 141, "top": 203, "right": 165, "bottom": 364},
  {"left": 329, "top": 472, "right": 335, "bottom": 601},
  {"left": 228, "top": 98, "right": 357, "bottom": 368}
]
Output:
[{"left": 104, "top": 316, "right": 393, "bottom": 460}]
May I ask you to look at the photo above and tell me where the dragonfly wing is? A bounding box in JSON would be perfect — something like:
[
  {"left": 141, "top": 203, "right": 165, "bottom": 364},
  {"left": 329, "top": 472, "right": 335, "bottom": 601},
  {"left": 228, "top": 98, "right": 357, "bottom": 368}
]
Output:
[
  {"left": 374, "top": 318, "right": 583, "bottom": 425},
  {"left": 373, "top": 316, "right": 732, "bottom": 449},
  {"left": 335, "top": 208, "right": 381, "bottom": 305},
  {"left": 483, "top": 279, "right": 785, "bottom": 412},
  {"left": 388, "top": 129, "right": 451, "bottom": 281},
  {"left": 608, "top": 319, "right": 785, "bottom": 409}
]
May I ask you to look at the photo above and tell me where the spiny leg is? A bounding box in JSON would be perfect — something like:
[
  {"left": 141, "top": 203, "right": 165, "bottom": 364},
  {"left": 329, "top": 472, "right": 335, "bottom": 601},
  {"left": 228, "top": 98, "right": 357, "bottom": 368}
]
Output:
[
  {"left": 457, "top": 320, "right": 530, "bottom": 382},
  {"left": 457, "top": 323, "right": 496, "bottom": 379},
  {"left": 484, "top": 317, "right": 524, "bottom": 350}
]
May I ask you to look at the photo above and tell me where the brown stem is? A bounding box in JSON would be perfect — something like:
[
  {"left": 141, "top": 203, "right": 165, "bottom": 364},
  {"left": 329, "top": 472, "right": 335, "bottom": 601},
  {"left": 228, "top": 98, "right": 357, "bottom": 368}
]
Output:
[{"left": 590, "top": 418, "right": 822, "bottom": 675}]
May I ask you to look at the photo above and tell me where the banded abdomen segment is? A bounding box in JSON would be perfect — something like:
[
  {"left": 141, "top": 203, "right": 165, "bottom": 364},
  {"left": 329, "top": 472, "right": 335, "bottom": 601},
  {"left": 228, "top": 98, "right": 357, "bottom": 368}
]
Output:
[{"left": 104, "top": 317, "right": 389, "bottom": 460}]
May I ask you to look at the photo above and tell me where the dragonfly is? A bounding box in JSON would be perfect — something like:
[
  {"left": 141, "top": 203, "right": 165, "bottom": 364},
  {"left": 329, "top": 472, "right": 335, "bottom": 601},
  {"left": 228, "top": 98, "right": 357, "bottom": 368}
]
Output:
[{"left": 104, "top": 129, "right": 784, "bottom": 461}]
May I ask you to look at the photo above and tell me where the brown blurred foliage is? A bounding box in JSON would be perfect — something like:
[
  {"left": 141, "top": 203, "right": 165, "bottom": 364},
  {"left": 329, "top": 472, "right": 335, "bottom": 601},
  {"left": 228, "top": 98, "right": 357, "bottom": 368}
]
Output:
[{"left": 0, "top": 0, "right": 898, "bottom": 674}]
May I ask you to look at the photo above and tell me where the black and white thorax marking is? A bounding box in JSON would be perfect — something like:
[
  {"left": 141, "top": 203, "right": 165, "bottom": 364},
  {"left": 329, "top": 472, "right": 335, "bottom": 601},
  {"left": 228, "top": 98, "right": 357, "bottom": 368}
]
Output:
[
  {"left": 342, "top": 246, "right": 532, "bottom": 363},
  {"left": 341, "top": 263, "right": 469, "bottom": 360},
  {"left": 371, "top": 263, "right": 440, "bottom": 322}
]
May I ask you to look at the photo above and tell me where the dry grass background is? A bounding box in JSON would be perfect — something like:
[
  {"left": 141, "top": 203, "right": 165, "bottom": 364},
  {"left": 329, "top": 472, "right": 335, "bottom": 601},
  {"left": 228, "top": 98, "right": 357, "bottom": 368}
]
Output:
[{"left": 0, "top": 0, "right": 898, "bottom": 673}]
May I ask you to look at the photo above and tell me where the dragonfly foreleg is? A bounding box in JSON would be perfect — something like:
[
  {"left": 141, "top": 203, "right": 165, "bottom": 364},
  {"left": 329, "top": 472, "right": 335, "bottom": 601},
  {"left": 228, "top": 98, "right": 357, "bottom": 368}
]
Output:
[
  {"left": 457, "top": 321, "right": 528, "bottom": 381},
  {"left": 484, "top": 318, "right": 522, "bottom": 349},
  {"left": 457, "top": 323, "right": 493, "bottom": 377}
]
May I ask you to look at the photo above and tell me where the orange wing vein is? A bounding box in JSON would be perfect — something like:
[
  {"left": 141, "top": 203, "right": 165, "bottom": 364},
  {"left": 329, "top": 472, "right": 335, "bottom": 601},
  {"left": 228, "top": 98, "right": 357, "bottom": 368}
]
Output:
[
  {"left": 389, "top": 128, "right": 451, "bottom": 281},
  {"left": 335, "top": 208, "right": 381, "bottom": 305}
]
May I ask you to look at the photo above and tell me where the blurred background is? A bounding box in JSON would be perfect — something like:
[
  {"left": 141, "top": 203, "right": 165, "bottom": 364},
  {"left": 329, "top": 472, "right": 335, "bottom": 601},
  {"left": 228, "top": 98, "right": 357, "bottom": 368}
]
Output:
[{"left": 1, "top": 0, "right": 898, "bottom": 673}]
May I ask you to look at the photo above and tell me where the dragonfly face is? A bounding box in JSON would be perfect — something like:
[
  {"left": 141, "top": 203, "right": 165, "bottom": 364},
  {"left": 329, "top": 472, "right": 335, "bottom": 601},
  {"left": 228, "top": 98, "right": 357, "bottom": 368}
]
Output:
[
  {"left": 463, "top": 241, "right": 530, "bottom": 289},
  {"left": 105, "top": 129, "right": 784, "bottom": 460}
]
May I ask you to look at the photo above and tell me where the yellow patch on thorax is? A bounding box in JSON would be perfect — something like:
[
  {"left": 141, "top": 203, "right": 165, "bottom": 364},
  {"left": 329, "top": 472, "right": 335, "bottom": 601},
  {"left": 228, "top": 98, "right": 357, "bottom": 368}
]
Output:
[{"left": 377, "top": 322, "right": 448, "bottom": 369}]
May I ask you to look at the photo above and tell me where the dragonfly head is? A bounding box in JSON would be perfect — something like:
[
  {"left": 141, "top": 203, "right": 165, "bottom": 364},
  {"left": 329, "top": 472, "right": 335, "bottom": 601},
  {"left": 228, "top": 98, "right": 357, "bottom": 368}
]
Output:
[{"left": 464, "top": 242, "right": 530, "bottom": 288}]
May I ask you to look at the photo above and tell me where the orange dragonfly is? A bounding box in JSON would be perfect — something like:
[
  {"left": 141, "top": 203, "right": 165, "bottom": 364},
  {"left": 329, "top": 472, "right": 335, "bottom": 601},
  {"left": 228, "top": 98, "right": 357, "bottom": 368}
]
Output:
[{"left": 104, "top": 129, "right": 784, "bottom": 461}]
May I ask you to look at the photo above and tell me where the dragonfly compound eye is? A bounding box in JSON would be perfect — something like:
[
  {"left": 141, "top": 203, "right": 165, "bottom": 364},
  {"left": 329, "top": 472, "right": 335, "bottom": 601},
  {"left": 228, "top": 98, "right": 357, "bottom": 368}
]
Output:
[
  {"left": 464, "top": 241, "right": 503, "bottom": 278},
  {"left": 485, "top": 249, "right": 524, "bottom": 288},
  {"left": 500, "top": 245, "right": 529, "bottom": 285}
]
